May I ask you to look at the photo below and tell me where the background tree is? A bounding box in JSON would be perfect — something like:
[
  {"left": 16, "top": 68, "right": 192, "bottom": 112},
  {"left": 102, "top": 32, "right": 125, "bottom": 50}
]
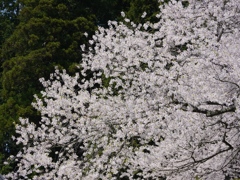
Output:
[
  {"left": 124, "top": 0, "right": 160, "bottom": 23},
  {"left": 4, "top": 0, "right": 240, "bottom": 179},
  {"left": 0, "top": 0, "right": 20, "bottom": 174},
  {"left": 0, "top": 0, "right": 20, "bottom": 41}
]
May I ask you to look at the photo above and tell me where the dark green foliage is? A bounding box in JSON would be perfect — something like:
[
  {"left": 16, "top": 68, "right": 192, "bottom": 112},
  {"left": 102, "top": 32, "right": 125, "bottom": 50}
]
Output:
[
  {"left": 76, "top": 0, "right": 130, "bottom": 26},
  {"left": 140, "top": 62, "right": 148, "bottom": 71},
  {"left": 124, "top": 0, "right": 160, "bottom": 23}
]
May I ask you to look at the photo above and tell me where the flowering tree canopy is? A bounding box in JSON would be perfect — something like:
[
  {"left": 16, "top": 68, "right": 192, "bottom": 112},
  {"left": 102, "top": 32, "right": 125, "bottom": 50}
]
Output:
[{"left": 6, "top": 0, "right": 240, "bottom": 179}]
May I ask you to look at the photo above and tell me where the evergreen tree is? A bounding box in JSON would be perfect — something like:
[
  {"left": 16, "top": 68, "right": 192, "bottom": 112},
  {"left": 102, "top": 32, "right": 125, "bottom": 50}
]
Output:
[
  {"left": 124, "top": 0, "right": 160, "bottom": 23},
  {"left": 0, "top": 0, "right": 20, "bottom": 174}
]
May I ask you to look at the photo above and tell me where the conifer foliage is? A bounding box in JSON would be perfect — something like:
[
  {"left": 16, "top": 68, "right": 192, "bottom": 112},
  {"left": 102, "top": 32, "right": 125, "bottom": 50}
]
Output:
[{"left": 6, "top": 0, "right": 240, "bottom": 179}]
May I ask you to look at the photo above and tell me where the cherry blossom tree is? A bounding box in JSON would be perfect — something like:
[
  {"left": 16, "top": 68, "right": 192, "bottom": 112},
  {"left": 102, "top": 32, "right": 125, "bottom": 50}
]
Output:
[{"left": 5, "top": 0, "right": 240, "bottom": 179}]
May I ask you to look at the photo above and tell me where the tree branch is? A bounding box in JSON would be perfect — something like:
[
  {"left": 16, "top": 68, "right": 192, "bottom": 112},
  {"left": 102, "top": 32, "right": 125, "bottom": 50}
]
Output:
[{"left": 192, "top": 104, "right": 236, "bottom": 117}]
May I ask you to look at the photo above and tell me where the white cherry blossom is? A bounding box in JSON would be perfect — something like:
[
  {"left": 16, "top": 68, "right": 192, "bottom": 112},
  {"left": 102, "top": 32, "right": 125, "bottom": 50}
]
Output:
[{"left": 6, "top": 0, "right": 240, "bottom": 179}]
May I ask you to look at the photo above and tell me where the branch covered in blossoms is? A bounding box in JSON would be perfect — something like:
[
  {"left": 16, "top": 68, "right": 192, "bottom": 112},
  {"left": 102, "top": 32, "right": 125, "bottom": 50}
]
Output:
[{"left": 5, "top": 0, "right": 240, "bottom": 179}]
